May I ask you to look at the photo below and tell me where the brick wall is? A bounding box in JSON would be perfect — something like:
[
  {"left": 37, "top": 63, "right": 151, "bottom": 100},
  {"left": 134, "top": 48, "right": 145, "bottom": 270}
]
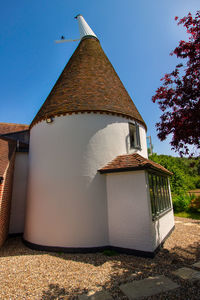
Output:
[{"left": 0, "top": 151, "right": 15, "bottom": 247}]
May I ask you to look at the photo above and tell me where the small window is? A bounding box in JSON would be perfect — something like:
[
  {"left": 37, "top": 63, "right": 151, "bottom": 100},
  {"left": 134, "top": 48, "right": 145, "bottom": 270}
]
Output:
[
  {"left": 129, "top": 123, "right": 141, "bottom": 149},
  {"left": 148, "top": 172, "right": 172, "bottom": 220}
]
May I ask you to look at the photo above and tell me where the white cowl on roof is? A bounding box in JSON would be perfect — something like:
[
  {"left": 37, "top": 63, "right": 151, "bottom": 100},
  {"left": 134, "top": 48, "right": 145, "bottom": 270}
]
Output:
[{"left": 75, "top": 14, "right": 98, "bottom": 40}]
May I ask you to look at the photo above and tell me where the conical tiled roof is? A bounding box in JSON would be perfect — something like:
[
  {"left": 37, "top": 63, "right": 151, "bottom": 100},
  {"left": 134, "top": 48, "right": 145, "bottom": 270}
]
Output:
[{"left": 31, "top": 37, "right": 146, "bottom": 129}]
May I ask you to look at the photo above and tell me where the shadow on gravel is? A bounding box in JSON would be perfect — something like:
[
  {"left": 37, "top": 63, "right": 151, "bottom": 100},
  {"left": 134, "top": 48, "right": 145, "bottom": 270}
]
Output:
[
  {"left": 40, "top": 240, "right": 200, "bottom": 299},
  {"left": 0, "top": 236, "right": 199, "bottom": 267},
  {"left": 41, "top": 283, "right": 87, "bottom": 300},
  {"left": 1, "top": 226, "right": 200, "bottom": 299}
]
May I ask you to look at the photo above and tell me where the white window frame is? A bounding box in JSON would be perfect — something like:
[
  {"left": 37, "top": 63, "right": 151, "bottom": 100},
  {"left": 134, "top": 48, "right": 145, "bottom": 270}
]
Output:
[{"left": 129, "top": 122, "right": 141, "bottom": 150}]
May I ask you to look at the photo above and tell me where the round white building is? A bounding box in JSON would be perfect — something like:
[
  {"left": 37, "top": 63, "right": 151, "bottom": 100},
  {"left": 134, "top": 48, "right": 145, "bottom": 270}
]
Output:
[{"left": 24, "top": 15, "right": 149, "bottom": 251}]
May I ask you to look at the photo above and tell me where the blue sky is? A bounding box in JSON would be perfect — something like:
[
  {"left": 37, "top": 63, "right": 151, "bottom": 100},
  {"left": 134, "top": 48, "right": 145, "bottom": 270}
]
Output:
[{"left": 0, "top": 0, "right": 199, "bottom": 156}]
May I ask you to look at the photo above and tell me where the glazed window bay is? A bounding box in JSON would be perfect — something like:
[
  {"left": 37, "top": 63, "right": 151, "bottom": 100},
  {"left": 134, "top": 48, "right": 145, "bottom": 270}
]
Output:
[{"left": 148, "top": 172, "right": 172, "bottom": 219}]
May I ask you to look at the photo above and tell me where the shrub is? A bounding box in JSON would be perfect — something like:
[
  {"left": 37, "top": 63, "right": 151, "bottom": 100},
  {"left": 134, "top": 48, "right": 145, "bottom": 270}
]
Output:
[
  {"left": 172, "top": 194, "right": 191, "bottom": 213},
  {"left": 149, "top": 154, "right": 200, "bottom": 195},
  {"left": 149, "top": 154, "right": 200, "bottom": 214},
  {"left": 172, "top": 193, "right": 200, "bottom": 213},
  {"left": 188, "top": 195, "right": 200, "bottom": 212}
]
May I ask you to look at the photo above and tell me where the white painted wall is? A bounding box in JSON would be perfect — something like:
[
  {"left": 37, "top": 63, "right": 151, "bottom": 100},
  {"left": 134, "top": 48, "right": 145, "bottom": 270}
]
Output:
[
  {"left": 106, "top": 171, "right": 154, "bottom": 252},
  {"left": 106, "top": 170, "right": 174, "bottom": 252},
  {"left": 24, "top": 113, "right": 147, "bottom": 248},
  {"left": 9, "top": 153, "right": 29, "bottom": 234}
]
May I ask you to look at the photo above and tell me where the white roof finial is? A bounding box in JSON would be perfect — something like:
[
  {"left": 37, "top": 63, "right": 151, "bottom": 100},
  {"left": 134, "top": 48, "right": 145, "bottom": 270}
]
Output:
[{"left": 75, "top": 14, "right": 98, "bottom": 40}]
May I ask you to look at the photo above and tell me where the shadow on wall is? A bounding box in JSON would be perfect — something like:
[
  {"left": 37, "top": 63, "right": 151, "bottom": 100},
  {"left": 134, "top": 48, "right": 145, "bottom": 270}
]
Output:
[{"left": 154, "top": 218, "right": 161, "bottom": 250}]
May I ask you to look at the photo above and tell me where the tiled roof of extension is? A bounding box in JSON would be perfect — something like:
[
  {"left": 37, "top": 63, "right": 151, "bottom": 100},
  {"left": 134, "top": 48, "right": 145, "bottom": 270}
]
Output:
[
  {"left": 0, "top": 123, "right": 29, "bottom": 135},
  {"left": 0, "top": 123, "right": 29, "bottom": 177},
  {"left": 31, "top": 37, "right": 146, "bottom": 129},
  {"left": 99, "top": 153, "right": 173, "bottom": 176}
]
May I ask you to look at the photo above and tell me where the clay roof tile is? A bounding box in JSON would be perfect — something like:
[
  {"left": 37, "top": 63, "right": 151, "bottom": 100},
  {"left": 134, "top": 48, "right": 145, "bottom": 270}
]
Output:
[
  {"left": 99, "top": 153, "right": 172, "bottom": 176},
  {"left": 0, "top": 123, "right": 29, "bottom": 135}
]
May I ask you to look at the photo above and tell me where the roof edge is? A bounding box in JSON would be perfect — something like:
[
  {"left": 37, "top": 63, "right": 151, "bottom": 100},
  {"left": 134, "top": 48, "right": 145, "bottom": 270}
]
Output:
[
  {"left": 99, "top": 165, "right": 172, "bottom": 176},
  {"left": 30, "top": 110, "right": 147, "bottom": 130},
  {"left": 0, "top": 122, "right": 29, "bottom": 126},
  {"left": 98, "top": 153, "right": 172, "bottom": 176}
]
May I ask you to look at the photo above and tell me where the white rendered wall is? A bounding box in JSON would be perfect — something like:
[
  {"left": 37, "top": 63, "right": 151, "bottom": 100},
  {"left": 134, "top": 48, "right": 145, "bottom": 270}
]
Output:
[
  {"left": 24, "top": 113, "right": 147, "bottom": 248},
  {"left": 106, "top": 171, "right": 154, "bottom": 252},
  {"left": 106, "top": 170, "right": 174, "bottom": 252},
  {"left": 9, "top": 153, "right": 29, "bottom": 234}
]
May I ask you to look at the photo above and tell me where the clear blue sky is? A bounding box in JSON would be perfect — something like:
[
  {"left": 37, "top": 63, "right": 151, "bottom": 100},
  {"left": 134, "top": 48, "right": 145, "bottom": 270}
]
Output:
[{"left": 0, "top": 0, "right": 199, "bottom": 156}]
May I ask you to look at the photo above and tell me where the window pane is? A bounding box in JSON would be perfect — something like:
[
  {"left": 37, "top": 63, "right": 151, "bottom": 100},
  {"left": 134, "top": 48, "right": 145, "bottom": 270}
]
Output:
[
  {"left": 136, "top": 124, "right": 141, "bottom": 148},
  {"left": 156, "top": 175, "right": 162, "bottom": 213},
  {"left": 153, "top": 175, "right": 159, "bottom": 215},
  {"left": 148, "top": 173, "right": 155, "bottom": 217},
  {"left": 129, "top": 123, "right": 140, "bottom": 149},
  {"left": 166, "top": 178, "right": 171, "bottom": 208},
  {"left": 158, "top": 176, "right": 162, "bottom": 211},
  {"left": 160, "top": 176, "right": 166, "bottom": 210},
  {"left": 161, "top": 176, "right": 167, "bottom": 209},
  {"left": 129, "top": 123, "right": 135, "bottom": 148}
]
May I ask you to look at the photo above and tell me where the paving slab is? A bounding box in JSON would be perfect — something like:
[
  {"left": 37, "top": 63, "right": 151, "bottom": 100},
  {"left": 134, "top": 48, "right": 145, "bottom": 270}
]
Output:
[
  {"left": 175, "top": 220, "right": 182, "bottom": 224},
  {"left": 78, "top": 290, "right": 113, "bottom": 300},
  {"left": 192, "top": 261, "right": 200, "bottom": 269},
  {"left": 173, "top": 267, "right": 200, "bottom": 280},
  {"left": 119, "top": 275, "right": 179, "bottom": 300},
  {"left": 183, "top": 222, "right": 196, "bottom": 226}
]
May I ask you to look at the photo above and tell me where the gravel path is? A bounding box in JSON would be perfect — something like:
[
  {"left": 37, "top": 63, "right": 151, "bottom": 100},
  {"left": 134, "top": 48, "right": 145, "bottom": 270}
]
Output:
[{"left": 0, "top": 217, "right": 199, "bottom": 300}]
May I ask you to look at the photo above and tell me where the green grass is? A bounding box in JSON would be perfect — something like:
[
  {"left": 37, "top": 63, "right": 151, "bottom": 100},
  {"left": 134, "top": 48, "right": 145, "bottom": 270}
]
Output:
[{"left": 174, "top": 211, "right": 200, "bottom": 220}]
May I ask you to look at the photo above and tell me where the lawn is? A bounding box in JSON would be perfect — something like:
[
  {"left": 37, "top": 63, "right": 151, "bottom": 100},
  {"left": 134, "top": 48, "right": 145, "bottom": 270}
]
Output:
[{"left": 174, "top": 211, "right": 200, "bottom": 220}]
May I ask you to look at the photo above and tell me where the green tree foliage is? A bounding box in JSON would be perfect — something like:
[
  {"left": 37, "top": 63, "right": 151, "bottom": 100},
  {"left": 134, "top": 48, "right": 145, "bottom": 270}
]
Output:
[
  {"left": 149, "top": 153, "right": 200, "bottom": 213},
  {"left": 149, "top": 153, "right": 200, "bottom": 195}
]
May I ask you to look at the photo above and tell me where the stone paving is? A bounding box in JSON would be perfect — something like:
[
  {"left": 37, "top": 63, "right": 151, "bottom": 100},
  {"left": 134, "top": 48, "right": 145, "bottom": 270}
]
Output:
[
  {"left": 184, "top": 222, "right": 196, "bottom": 226},
  {"left": 119, "top": 275, "right": 179, "bottom": 300},
  {"left": 175, "top": 220, "right": 200, "bottom": 227},
  {"left": 78, "top": 261, "right": 200, "bottom": 299},
  {"left": 192, "top": 261, "right": 200, "bottom": 269},
  {"left": 173, "top": 267, "right": 200, "bottom": 281}
]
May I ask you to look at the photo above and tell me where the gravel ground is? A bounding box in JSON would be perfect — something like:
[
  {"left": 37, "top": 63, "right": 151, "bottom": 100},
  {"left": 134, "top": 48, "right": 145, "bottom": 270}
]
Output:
[{"left": 0, "top": 217, "right": 200, "bottom": 300}]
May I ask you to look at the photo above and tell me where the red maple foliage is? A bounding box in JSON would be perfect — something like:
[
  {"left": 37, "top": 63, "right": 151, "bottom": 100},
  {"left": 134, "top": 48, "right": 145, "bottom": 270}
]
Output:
[{"left": 152, "top": 11, "right": 200, "bottom": 157}]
